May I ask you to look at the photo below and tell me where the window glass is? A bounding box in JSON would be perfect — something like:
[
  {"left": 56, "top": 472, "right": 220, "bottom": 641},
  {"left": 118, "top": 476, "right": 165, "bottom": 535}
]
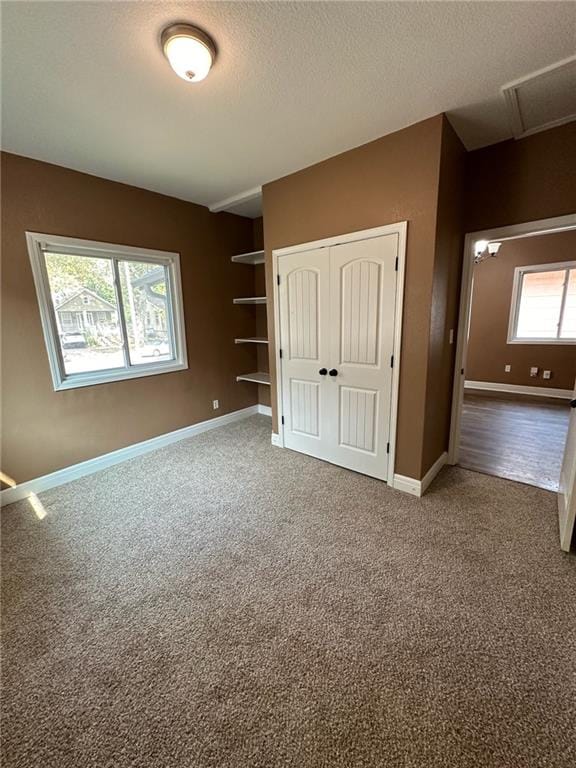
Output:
[
  {"left": 45, "top": 253, "right": 124, "bottom": 374},
  {"left": 515, "top": 269, "right": 565, "bottom": 339},
  {"left": 118, "top": 261, "right": 174, "bottom": 365},
  {"left": 560, "top": 269, "right": 576, "bottom": 339}
]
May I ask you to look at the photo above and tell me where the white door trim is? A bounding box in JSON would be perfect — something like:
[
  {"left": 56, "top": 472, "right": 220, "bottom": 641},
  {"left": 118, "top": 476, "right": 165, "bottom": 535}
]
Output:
[
  {"left": 271, "top": 238, "right": 285, "bottom": 448},
  {"left": 272, "top": 221, "right": 407, "bottom": 485},
  {"left": 448, "top": 213, "right": 576, "bottom": 466},
  {"left": 558, "top": 379, "right": 576, "bottom": 552}
]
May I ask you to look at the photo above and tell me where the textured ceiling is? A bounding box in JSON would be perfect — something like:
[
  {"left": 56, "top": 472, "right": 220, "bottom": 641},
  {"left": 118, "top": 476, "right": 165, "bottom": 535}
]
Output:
[{"left": 2, "top": 1, "right": 575, "bottom": 214}]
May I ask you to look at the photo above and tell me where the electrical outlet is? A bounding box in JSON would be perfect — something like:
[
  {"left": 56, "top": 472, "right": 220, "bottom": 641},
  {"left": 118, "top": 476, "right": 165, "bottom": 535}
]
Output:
[
  {"left": 530, "top": 367, "right": 539, "bottom": 377},
  {"left": 213, "top": 399, "right": 219, "bottom": 410},
  {"left": 505, "top": 364, "right": 511, "bottom": 373},
  {"left": 543, "top": 370, "right": 552, "bottom": 380}
]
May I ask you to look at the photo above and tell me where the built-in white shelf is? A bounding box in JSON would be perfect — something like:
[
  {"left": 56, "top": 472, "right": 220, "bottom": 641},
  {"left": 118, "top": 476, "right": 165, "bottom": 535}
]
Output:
[
  {"left": 236, "top": 372, "right": 271, "bottom": 385},
  {"left": 235, "top": 337, "right": 269, "bottom": 345},
  {"left": 231, "top": 249, "right": 265, "bottom": 265},
  {"left": 231, "top": 249, "right": 268, "bottom": 387},
  {"left": 233, "top": 297, "right": 267, "bottom": 305}
]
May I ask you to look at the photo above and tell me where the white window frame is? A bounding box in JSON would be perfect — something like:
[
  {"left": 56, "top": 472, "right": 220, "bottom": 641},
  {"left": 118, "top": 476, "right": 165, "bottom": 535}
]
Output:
[
  {"left": 507, "top": 260, "right": 576, "bottom": 345},
  {"left": 26, "top": 232, "right": 188, "bottom": 390}
]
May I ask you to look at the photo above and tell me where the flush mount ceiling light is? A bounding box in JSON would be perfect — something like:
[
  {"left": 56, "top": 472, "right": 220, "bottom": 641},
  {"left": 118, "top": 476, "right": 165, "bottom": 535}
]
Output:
[{"left": 161, "top": 23, "right": 216, "bottom": 83}]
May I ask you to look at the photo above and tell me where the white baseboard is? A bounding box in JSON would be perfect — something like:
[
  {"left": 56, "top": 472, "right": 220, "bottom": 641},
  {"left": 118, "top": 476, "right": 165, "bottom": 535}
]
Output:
[
  {"left": 258, "top": 404, "right": 272, "bottom": 417},
  {"left": 271, "top": 433, "right": 282, "bottom": 447},
  {"left": 465, "top": 380, "right": 572, "bottom": 399},
  {"left": 1, "top": 405, "right": 260, "bottom": 507},
  {"left": 392, "top": 451, "right": 448, "bottom": 497},
  {"left": 391, "top": 474, "right": 421, "bottom": 496},
  {"left": 421, "top": 451, "right": 448, "bottom": 493}
]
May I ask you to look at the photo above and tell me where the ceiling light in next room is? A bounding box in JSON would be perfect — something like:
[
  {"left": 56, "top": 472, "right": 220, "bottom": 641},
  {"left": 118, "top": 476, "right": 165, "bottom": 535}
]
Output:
[
  {"left": 161, "top": 23, "right": 216, "bottom": 83},
  {"left": 474, "top": 240, "right": 502, "bottom": 264}
]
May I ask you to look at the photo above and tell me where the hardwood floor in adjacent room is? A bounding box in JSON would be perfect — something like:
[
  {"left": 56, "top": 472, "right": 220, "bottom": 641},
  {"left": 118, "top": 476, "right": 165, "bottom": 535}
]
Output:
[{"left": 459, "top": 391, "right": 571, "bottom": 491}]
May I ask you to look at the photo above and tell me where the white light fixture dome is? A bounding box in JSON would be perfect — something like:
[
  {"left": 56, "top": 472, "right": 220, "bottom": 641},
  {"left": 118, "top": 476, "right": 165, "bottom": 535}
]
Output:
[
  {"left": 474, "top": 239, "right": 489, "bottom": 257},
  {"left": 161, "top": 23, "right": 216, "bottom": 83},
  {"left": 474, "top": 240, "right": 503, "bottom": 264}
]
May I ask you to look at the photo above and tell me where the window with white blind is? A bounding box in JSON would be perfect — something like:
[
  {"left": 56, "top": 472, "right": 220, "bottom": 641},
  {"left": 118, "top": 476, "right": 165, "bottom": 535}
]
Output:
[
  {"left": 26, "top": 232, "right": 188, "bottom": 390},
  {"left": 508, "top": 261, "right": 576, "bottom": 344}
]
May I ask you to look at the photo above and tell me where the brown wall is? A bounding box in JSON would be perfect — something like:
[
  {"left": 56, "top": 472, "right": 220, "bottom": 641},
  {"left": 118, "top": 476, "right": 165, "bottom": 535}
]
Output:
[
  {"left": 1, "top": 152, "right": 260, "bottom": 483},
  {"left": 263, "top": 115, "right": 447, "bottom": 479},
  {"left": 467, "top": 230, "right": 576, "bottom": 390},
  {"left": 6, "top": 117, "right": 572, "bottom": 485},
  {"left": 422, "top": 118, "right": 466, "bottom": 472},
  {"left": 465, "top": 122, "right": 576, "bottom": 232}
]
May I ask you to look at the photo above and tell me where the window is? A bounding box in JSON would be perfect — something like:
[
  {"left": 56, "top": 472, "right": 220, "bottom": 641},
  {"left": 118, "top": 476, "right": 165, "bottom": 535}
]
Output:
[
  {"left": 26, "top": 232, "right": 188, "bottom": 390},
  {"left": 508, "top": 261, "right": 576, "bottom": 344}
]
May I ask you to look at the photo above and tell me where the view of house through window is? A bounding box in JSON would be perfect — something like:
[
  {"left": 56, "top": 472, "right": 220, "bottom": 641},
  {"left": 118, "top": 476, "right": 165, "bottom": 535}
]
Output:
[
  {"left": 46, "top": 253, "right": 124, "bottom": 374},
  {"left": 27, "top": 233, "right": 187, "bottom": 389},
  {"left": 45, "top": 253, "right": 173, "bottom": 374}
]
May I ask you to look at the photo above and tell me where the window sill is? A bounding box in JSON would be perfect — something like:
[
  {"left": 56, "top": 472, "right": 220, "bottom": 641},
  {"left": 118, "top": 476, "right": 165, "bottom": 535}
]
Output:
[
  {"left": 53, "top": 360, "right": 188, "bottom": 391},
  {"left": 507, "top": 338, "right": 576, "bottom": 346}
]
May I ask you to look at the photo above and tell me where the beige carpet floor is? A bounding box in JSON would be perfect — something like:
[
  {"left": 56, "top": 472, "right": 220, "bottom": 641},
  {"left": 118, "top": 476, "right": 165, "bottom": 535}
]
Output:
[{"left": 2, "top": 415, "right": 575, "bottom": 768}]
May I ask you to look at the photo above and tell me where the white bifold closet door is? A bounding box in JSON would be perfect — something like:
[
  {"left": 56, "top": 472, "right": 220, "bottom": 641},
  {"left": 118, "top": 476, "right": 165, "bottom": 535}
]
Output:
[{"left": 278, "top": 233, "right": 398, "bottom": 480}]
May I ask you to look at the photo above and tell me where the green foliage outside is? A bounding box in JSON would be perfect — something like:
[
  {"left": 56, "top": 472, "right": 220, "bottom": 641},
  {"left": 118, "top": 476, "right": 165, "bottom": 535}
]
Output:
[
  {"left": 46, "top": 252, "right": 116, "bottom": 304},
  {"left": 45, "top": 253, "right": 168, "bottom": 347},
  {"left": 45, "top": 253, "right": 154, "bottom": 305}
]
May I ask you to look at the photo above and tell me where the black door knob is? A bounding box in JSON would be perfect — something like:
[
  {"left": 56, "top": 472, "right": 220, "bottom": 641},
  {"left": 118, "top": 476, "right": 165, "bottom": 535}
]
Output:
[
  {"left": 571, "top": 399, "right": 576, "bottom": 408},
  {"left": 329, "top": 368, "right": 338, "bottom": 376},
  {"left": 319, "top": 368, "right": 327, "bottom": 376}
]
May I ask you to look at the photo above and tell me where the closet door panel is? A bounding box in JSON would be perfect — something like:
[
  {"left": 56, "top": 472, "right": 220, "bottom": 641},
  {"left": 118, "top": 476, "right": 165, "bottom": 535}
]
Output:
[
  {"left": 341, "top": 259, "right": 381, "bottom": 365},
  {"left": 287, "top": 269, "right": 319, "bottom": 360},
  {"left": 290, "top": 379, "right": 320, "bottom": 437},
  {"left": 340, "top": 386, "right": 378, "bottom": 453},
  {"left": 329, "top": 234, "right": 398, "bottom": 479},
  {"left": 278, "top": 248, "right": 334, "bottom": 459}
]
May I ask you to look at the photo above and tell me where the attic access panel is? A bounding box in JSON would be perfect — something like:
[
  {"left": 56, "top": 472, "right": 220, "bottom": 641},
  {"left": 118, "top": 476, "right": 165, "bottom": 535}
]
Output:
[{"left": 502, "top": 55, "right": 576, "bottom": 138}]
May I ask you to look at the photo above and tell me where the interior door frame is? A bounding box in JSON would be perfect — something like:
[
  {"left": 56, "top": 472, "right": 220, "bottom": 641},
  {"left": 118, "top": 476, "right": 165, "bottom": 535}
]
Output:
[
  {"left": 448, "top": 213, "right": 576, "bottom": 466},
  {"left": 559, "top": 380, "right": 576, "bottom": 552},
  {"left": 272, "top": 221, "right": 407, "bottom": 485}
]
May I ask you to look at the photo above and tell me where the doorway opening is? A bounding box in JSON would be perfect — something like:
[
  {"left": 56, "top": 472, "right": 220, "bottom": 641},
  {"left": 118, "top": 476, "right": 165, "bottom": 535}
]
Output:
[{"left": 449, "top": 215, "right": 576, "bottom": 493}]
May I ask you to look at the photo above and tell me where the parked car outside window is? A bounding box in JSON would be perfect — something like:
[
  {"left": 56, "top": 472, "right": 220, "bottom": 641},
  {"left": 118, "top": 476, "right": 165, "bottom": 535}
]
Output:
[{"left": 60, "top": 331, "right": 87, "bottom": 349}]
